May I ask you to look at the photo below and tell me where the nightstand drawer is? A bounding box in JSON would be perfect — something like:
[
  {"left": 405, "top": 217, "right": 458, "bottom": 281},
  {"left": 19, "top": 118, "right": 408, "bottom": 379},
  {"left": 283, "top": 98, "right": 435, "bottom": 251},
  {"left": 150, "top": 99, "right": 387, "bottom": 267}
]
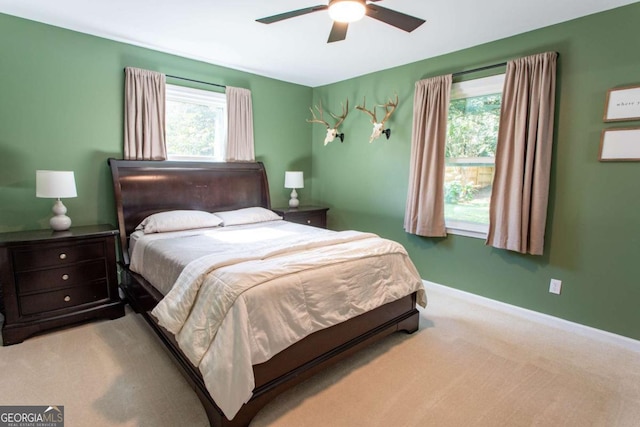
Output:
[
  {"left": 12, "top": 241, "right": 105, "bottom": 272},
  {"left": 287, "top": 213, "right": 325, "bottom": 228},
  {"left": 16, "top": 259, "right": 107, "bottom": 294},
  {"left": 19, "top": 280, "right": 109, "bottom": 316}
]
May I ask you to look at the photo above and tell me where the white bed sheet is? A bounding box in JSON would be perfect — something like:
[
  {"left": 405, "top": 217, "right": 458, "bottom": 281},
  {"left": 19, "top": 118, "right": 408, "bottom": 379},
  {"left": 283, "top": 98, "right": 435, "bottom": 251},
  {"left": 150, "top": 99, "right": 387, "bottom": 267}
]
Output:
[{"left": 130, "top": 220, "right": 426, "bottom": 420}]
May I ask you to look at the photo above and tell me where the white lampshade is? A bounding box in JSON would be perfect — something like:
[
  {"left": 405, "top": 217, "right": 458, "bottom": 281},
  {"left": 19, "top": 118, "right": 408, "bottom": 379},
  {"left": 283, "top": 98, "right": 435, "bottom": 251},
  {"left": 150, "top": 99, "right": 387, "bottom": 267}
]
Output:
[
  {"left": 284, "top": 171, "right": 304, "bottom": 189},
  {"left": 36, "top": 170, "right": 77, "bottom": 199},
  {"left": 328, "top": 0, "right": 366, "bottom": 23},
  {"left": 36, "top": 170, "right": 78, "bottom": 231},
  {"left": 284, "top": 171, "right": 304, "bottom": 208}
]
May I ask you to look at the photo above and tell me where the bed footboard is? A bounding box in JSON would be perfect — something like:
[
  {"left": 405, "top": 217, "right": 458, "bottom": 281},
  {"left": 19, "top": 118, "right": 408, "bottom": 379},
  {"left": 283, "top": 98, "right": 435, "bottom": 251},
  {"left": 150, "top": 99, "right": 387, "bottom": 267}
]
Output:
[{"left": 123, "top": 266, "right": 418, "bottom": 427}]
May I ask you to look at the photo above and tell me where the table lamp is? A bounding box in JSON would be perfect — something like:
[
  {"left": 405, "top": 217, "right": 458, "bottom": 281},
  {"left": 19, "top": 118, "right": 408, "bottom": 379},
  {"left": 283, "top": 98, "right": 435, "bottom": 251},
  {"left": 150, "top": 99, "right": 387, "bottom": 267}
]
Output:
[
  {"left": 284, "top": 171, "right": 304, "bottom": 208},
  {"left": 36, "top": 170, "right": 78, "bottom": 231}
]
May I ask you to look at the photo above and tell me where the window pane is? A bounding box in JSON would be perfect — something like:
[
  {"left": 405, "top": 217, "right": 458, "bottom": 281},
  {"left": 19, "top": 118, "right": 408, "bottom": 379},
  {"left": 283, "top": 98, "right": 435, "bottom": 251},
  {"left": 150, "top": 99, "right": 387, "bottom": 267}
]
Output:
[
  {"left": 446, "top": 94, "right": 501, "bottom": 158},
  {"left": 165, "top": 84, "right": 226, "bottom": 162},
  {"left": 445, "top": 93, "right": 501, "bottom": 228},
  {"left": 444, "top": 164, "right": 493, "bottom": 225},
  {"left": 166, "top": 100, "right": 223, "bottom": 158}
]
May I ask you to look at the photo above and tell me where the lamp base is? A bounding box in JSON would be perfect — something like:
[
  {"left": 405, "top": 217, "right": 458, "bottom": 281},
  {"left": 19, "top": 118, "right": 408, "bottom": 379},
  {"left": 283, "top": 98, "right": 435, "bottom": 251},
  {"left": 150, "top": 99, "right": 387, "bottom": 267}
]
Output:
[
  {"left": 288, "top": 188, "right": 300, "bottom": 208},
  {"left": 50, "top": 199, "right": 72, "bottom": 231}
]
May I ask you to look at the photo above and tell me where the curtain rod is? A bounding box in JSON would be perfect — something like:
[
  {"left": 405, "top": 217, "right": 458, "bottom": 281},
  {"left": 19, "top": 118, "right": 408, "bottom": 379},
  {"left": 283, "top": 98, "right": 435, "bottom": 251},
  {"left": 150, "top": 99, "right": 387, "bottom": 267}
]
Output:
[
  {"left": 452, "top": 61, "right": 507, "bottom": 78},
  {"left": 123, "top": 68, "right": 226, "bottom": 89},
  {"left": 166, "top": 74, "right": 226, "bottom": 89},
  {"left": 452, "top": 52, "right": 559, "bottom": 78}
]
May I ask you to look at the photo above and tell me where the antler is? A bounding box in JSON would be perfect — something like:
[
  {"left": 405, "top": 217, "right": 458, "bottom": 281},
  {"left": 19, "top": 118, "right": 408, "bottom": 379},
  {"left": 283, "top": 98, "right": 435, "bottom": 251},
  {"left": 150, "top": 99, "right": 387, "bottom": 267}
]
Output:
[
  {"left": 356, "top": 97, "right": 378, "bottom": 124},
  {"left": 306, "top": 100, "right": 330, "bottom": 128},
  {"left": 329, "top": 99, "right": 349, "bottom": 130},
  {"left": 378, "top": 94, "right": 399, "bottom": 126}
]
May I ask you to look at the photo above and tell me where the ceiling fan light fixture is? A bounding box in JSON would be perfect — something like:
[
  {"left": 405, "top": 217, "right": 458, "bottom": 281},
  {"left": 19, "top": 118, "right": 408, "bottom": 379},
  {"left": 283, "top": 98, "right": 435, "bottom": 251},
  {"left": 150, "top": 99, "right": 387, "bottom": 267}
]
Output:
[{"left": 328, "top": 0, "right": 366, "bottom": 23}]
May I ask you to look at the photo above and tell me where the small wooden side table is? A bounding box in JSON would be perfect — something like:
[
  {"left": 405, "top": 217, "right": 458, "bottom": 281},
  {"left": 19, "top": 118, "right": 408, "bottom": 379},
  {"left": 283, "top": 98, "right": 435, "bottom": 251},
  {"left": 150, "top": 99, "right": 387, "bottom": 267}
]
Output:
[
  {"left": 0, "top": 224, "right": 125, "bottom": 345},
  {"left": 271, "top": 206, "right": 329, "bottom": 229}
]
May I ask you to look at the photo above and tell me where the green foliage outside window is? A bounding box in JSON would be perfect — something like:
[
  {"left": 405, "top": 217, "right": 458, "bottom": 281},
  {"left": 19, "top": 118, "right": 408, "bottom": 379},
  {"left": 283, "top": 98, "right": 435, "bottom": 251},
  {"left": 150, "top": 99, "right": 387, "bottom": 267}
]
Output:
[
  {"left": 166, "top": 101, "right": 221, "bottom": 157},
  {"left": 444, "top": 180, "right": 476, "bottom": 204},
  {"left": 444, "top": 93, "right": 501, "bottom": 224},
  {"left": 446, "top": 94, "right": 501, "bottom": 159}
]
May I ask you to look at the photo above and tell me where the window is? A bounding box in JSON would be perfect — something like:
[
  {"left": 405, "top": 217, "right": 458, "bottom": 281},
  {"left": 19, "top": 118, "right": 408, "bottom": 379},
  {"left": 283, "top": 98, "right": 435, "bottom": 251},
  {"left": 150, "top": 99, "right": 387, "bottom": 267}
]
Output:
[
  {"left": 444, "top": 74, "right": 504, "bottom": 238},
  {"left": 165, "top": 84, "right": 227, "bottom": 161}
]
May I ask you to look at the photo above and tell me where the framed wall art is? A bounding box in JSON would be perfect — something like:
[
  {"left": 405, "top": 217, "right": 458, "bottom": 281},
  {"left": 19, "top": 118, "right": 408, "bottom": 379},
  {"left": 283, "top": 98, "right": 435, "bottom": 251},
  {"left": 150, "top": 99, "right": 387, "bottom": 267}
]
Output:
[
  {"left": 599, "top": 127, "right": 640, "bottom": 161},
  {"left": 603, "top": 85, "right": 640, "bottom": 122}
]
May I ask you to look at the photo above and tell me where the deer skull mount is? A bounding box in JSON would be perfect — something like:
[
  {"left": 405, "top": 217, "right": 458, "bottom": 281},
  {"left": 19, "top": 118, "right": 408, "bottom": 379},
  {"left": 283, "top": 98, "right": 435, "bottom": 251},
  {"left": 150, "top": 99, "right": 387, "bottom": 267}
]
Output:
[
  {"left": 306, "top": 99, "right": 349, "bottom": 145},
  {"left": 356, "top": 95, "right": 399, "bottom": 143}
]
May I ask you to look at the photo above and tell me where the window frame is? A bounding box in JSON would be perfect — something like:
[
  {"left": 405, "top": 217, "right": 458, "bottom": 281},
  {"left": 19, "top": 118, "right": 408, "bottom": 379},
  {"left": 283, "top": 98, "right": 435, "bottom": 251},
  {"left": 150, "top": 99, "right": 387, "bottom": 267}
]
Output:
[
  {"left": 165, "top": 84, "right": 227, "bottom": 162},
  {"left": 445, "top": 73, "right": 505, "bottom": 239}
]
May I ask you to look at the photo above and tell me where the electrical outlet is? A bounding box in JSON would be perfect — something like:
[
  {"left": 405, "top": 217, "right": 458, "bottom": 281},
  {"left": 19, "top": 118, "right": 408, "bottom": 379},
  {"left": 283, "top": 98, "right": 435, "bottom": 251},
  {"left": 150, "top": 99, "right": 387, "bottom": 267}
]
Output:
[{"left": 549, "top": 279, "right": 562, "bottom": 295}]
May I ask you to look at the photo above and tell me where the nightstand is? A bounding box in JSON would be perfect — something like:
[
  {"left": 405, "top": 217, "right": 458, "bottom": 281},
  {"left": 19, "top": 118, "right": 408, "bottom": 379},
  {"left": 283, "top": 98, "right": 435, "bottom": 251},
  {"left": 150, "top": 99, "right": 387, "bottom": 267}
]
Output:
[
  {"left": 272, "top": 206, "right": 329, "bottom": 229},
  {"left": 0, "top": 224, "right": 125, "bottom": 345}
]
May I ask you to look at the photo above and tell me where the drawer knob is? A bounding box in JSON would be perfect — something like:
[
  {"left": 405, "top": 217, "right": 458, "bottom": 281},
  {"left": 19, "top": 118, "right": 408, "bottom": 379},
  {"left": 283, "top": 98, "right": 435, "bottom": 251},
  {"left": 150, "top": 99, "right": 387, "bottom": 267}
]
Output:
[
  {"left": 64, "top": 295, "right": 71, "bottom": 302},
  {"left": 59, "top": 253, "right": 67, "bottom": 260},
  {"left": 307, "top": 219, "right": 311, "bottom": 224},
  {"left": 62, "top": 274, "right": 69, "bottom": 281}
]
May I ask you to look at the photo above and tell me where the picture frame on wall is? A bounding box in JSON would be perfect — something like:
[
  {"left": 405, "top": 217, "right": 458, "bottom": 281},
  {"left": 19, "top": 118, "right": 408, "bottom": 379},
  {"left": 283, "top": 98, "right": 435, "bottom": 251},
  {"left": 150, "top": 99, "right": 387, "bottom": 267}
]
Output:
[
  {"left": 603, "top": 84, "right": 640, "bottom": 122},
  {"left": 599, "top": 127, "right": 640, "bottom": 161}
]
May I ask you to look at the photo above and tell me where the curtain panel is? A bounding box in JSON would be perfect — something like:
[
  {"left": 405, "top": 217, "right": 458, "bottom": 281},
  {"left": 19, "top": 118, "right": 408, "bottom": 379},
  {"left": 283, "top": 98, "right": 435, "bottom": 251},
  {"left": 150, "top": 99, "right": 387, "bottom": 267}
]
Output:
[
  {"left": 124, "top": 67, "right": 167, "bottom": 160},
  {"left": 404, "top": 75, "right": 452, "bottom": 237},
  {"left": 225, "top": 86, "right": 255, "bottom": 162},
  {"left": 486, "top": 51, "right": 558, "bottom": 255}
]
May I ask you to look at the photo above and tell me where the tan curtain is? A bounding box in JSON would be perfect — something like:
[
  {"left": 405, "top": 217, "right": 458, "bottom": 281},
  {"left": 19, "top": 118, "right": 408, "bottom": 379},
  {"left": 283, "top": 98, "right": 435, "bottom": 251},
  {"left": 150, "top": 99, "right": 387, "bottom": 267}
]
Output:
[
  {"left": 404, "top": 75, "right": 452, "bottom": 237},
  {"left": 486, "top": 52, "right": 558, "bottom": 255},
  {"left": 225, "top": 86, "right": 255, "bottom": 162},
  {"left": 124, "top": 67, "right": 166, "bottom": 160}
]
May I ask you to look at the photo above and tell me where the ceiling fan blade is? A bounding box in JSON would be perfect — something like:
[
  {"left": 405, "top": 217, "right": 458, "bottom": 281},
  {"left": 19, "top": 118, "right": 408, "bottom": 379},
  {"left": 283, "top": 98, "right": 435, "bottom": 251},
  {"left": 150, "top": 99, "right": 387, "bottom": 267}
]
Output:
[
  {"left": 327, "top": 21, "right": 349, "bottom": 43},
  {"left": 365, "top": 4, "right": 425, "bottom": 33},
  {"left": 257, "top": 5, "right": 328, "bottom": 24}
]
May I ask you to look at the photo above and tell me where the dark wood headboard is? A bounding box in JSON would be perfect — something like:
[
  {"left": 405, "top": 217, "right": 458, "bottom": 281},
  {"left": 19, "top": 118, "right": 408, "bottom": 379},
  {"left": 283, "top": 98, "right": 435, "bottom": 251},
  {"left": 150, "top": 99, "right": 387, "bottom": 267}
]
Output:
[{"left": 108, "top": 159, "right": 271, "bottom": 264}]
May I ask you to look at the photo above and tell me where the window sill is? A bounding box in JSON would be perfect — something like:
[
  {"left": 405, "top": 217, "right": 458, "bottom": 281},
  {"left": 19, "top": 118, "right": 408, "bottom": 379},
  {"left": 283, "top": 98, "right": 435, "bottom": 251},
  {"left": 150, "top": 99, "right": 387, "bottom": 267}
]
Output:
[
  {"left": 445, "top": 222, "right": 488, "bottom": 239},
  {"left": 167, "top": 155, "right": 224, "bottom": 162}
]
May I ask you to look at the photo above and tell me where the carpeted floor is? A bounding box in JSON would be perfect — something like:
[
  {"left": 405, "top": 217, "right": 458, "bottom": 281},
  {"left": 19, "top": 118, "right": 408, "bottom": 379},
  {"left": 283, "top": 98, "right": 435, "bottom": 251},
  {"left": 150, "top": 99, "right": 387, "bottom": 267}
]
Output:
[{"left": 1, "top": 285, "right": 639, "bottom": 426}]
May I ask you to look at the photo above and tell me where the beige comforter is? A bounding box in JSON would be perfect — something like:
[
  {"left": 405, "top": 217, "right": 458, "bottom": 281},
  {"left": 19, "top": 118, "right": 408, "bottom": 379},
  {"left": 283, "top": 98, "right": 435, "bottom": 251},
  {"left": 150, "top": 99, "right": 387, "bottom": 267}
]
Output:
[{"left": 147, "top": 226, "right": 426, "bottom": 420}]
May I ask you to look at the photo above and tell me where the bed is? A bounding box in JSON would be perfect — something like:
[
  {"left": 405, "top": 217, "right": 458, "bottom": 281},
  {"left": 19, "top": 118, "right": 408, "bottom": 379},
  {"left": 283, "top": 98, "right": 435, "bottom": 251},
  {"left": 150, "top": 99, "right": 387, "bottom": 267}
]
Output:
[{"left": 108, "top": 158, "right": 425, "bottom": 427}]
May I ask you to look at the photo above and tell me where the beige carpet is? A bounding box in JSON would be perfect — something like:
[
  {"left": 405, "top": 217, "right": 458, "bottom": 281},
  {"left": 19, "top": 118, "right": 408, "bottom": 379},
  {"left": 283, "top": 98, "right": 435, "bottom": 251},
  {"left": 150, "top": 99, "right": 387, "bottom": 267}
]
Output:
[{"left": 1, "top": 286, "right": 639, "bottom": 427}]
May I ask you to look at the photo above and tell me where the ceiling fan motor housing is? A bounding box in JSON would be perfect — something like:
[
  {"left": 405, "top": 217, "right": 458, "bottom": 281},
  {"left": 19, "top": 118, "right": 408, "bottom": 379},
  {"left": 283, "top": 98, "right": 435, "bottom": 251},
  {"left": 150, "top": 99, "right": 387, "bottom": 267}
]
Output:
[{"left": 328, "top": 0, "right": 367, "bottom": 23}]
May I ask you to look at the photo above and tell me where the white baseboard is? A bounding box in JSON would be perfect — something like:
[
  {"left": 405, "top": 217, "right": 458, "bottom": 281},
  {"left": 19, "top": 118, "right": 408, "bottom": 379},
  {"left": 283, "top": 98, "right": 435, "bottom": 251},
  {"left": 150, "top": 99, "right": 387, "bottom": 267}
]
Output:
[{"left": 423, "top": 280, "right": 640, "bottom": 354}]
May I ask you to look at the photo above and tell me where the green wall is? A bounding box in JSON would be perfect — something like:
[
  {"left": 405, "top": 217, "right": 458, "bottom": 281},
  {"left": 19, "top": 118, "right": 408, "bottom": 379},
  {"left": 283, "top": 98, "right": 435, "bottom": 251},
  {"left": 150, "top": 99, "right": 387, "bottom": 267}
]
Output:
[
  {"left": 311, "top": 4, "right": 640, "bottom": 340},
  {"left": 0, "top": 13, "right": 313, "bottom": 232}
]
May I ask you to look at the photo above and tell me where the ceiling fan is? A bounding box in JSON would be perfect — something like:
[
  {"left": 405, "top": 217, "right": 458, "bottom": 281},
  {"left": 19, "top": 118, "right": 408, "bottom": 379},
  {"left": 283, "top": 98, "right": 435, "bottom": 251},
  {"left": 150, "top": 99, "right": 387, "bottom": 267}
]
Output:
[{"left": 256, "top": 0, "right": 426, "bottom": 43}]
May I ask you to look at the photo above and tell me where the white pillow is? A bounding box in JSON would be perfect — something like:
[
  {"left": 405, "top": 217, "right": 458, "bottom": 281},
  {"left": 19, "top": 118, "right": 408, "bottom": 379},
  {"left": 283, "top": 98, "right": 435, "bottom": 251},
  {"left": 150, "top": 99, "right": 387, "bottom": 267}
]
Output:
[
  {"left": 214, "top": 207, "right": 282, "bottom": 226},
  {"left": 135, "top": 210, "right": 223, "bottom": 234}
]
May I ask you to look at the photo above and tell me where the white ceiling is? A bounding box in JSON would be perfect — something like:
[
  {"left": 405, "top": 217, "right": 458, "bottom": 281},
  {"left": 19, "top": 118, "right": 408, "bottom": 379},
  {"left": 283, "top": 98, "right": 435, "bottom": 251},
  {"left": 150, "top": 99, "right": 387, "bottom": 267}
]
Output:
[{"left": 1, "top": 0, "right": 637, "bottom": 87}]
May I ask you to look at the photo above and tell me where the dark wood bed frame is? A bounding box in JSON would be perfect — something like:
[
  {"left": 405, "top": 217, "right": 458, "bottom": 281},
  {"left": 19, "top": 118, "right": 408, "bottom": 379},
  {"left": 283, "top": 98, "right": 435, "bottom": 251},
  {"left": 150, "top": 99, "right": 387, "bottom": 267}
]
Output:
[{"left": 108, "top": 158, "right": 419, "bottom": 427}]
